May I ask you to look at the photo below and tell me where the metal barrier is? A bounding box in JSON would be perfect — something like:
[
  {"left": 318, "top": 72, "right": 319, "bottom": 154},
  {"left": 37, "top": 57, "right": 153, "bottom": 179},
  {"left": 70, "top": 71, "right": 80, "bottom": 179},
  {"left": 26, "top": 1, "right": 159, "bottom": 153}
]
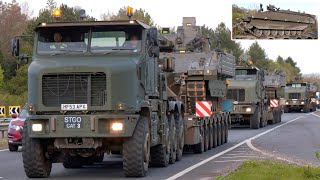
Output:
[{"left": 0, "top": 124, "right": 8, "bottom": 138}]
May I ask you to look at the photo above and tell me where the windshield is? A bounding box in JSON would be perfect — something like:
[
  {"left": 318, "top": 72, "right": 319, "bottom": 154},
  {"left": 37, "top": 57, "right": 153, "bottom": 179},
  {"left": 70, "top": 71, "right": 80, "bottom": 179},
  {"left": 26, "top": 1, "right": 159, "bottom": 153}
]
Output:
[
  {"left": 90, "top": 28, "right": 141, "bottom": 53},
  {"left": 36, "top": 26, "right": 142, "bottom": 55},
  {"left": 37, "top": 27, "right": 89, "bottom": 54}
]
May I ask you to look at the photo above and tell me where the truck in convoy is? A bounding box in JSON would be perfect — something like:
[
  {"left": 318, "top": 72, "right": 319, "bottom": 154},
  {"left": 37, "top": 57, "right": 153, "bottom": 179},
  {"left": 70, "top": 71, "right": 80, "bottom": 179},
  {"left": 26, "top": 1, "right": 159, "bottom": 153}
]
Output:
[
  {"left": 263, "top": 70, "right": 286, "bottom": 124},
  {"left": 227, "top": 55, "right": 268, "bottom": 129},
  {"left": 10, "top": 9, "right": 235, "bottom": 178},
  {"left": 284, "top": 79, "right": 317, "bottom": 113},
  {"left": 158, "top": 17, "right": 235, "bottom": 153}
]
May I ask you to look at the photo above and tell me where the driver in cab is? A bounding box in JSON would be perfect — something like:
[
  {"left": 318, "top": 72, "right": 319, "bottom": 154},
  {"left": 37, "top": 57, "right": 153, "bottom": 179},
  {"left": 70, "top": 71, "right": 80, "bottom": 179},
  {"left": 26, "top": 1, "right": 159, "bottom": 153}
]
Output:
[
  {"left": 50, "top": 32, "right": 67, "bottom": 49},
  {"left": 123, "top": 34, "right": 141, "bottom": 50}
]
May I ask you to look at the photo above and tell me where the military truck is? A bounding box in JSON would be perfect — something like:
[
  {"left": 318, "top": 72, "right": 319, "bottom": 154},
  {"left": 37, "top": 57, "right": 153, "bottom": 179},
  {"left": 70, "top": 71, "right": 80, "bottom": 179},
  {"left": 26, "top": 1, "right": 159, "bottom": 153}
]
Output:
[
  {"left": 284, "top": 80, "right": 317, "bottom": 113},
  {"left": 11, "top": 8, "right": 188, "bottom": 178},
  {"left": 227, "top": 56, "right": 268, "bottom": 129},
  {"left": 263, "top": 70, "right": 286, "bottom": 124},
  {"left": 158, "top": 17, "right": 235, "bottom": 153}
]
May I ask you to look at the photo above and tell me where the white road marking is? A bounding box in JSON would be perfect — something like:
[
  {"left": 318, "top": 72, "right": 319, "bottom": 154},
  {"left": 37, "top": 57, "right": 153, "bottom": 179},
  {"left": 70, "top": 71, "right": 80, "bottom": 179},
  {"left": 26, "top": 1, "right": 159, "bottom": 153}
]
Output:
[
  {"left": 220, "top": 155, "right": 261, "bottom": 159},
  {"left": 166, "top": 115, "right": 303, "bottom": 180},
  {"left": 311, "top": 112, "right": 320, "bottom": 118},
  {"left": 213, "top": 160, "right": 246, "bottom": 163},
  {"left": 0, "top": 149, "right": 8, "bottom": 152}
]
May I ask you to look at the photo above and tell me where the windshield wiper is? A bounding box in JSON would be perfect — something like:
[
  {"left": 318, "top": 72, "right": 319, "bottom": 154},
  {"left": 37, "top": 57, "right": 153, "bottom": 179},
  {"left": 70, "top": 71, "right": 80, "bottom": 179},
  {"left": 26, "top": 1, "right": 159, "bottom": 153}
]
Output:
[
  {"left": 102, "top": 48, "right": 136, "bottom": 55},
  {"left": 50, "top": 49, "right": 86, "bottom": 56}
]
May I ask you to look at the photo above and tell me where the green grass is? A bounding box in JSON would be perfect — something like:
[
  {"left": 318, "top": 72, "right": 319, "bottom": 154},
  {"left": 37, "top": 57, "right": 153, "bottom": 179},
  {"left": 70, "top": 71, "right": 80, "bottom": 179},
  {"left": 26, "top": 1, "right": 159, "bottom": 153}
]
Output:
[{"left": 216, "top": 160, "right": 320, "bottom": 180}]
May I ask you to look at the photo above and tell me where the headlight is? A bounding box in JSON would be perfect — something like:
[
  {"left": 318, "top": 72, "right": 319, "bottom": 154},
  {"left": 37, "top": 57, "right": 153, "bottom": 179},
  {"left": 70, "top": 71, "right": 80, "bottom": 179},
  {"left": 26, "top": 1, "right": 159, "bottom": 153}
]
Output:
[
  {"left": 111, "top": 122, "right": 123, "bottom": 131},
  {"left": 301, "top": 102, "right": 304, "bottom": 105},
  {"left": 32, "top": 124, "right": 43, "bottom": 132},
  {"left": 246, "top": 107, "right": 252, "bottom": 112},
  {"left": 285, "top": 102, "right": 289, "bottom": 105}
]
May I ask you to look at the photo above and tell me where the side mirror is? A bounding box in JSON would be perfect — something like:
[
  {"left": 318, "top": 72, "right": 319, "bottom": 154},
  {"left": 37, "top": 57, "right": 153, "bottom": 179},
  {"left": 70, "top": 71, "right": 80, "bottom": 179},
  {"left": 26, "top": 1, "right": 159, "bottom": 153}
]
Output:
[
  {"left": 11, "top": 113, "right": 18, "bottom": 119},
  {"left": 148, "top": 28, "right": 159, "bottom": 57},
  {"left": 11, "top": 38, "right": 20, "bottom": 57}
]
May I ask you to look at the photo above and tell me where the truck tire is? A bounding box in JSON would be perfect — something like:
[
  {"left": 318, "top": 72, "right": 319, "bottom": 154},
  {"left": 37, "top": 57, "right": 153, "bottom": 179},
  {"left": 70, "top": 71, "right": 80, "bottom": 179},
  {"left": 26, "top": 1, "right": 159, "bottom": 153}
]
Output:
[
  {"left": 271, "top": 110, "right": 276, "bottom": 124},
  {"left": 208, "top": 124, "right": 213, "bottom": 150},
  {"left": 22, "top": 122, "right": 52, "bottom": 178},
  {"left": 63, "top": 154, "right": 85, "bottom": 168},
  {"left": 8, "top": 144, "right": 18, "bottom": 152},
  {"left": 278, "top": 110, "right": 282, "bottom": 122},
  {"left": 250, "top": 108, "right": 260, "bottom": 129},
  {"left": 194, "top": 126, "right": 204, "bottom": 154},
  {"left": 123, "top": 116, "right": 150, "bottom": 177},
  {"left": 169, "top": 114, "right": 177, "bottom": 164},
  {"left": 175, "top": 113, "right": 184, "bottom": 161},
  {"left": 221, "top": 120, "right": 225, "bottom": 145},
  {"left": 150, "top": 117, "right": 170, "bottom": 167},
  {"left": 217, "top": 121, "right": 222, "bottom": 146},
  {"left": 204, "top": 124, "right": 209, "bottom": 151},
  {"left": 224, "top": 116, "right": 229, "bottom": 143},
  {"left": 213, "top": 121, "right": 218, "bottom": 148}
]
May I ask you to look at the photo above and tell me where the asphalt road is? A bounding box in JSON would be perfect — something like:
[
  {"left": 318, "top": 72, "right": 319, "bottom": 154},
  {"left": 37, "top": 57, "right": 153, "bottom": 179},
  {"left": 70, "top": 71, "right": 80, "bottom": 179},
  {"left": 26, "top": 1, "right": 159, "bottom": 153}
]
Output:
[{"left": 0, "top": 112, "right": 317, "bottom": 180}]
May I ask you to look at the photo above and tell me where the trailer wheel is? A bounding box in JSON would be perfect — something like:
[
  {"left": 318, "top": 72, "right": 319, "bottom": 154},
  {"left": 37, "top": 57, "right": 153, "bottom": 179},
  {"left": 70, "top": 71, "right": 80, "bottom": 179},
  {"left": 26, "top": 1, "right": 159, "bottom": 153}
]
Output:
[
  {"left": 221, "top": 120, "right": 225, "bottom": 145},
  {"left": 217, "top": 120, "right": 222, "bottom": 146},
  {"left": 123, "top": 116, "right": 150, "bottom": 177},
  {"left": 150, "top": 117, "right": 170, "bottom": 167},
  {"left": 208, "top": 124, "right": 213, "bottom": 150},
  {"left": 213, "top": 121, "right": 218, "bottom": 148},
  {"left": 175, "top": 113, "right": 184, "bottom": 161},
  {"left": 194, "top": 126, "right": 204, "bottom": 154},
  {"left": 22, "top": 121, "right": 52, "bottom": 178},
  {"left": 169, "top": 114, "right": 177, "bottom": 164},
  {"left": 224, "top": 115, "right": 229, "bottom": 143},
  {"left": 250, "top": 107, "right": 260, "bottom": 129}
]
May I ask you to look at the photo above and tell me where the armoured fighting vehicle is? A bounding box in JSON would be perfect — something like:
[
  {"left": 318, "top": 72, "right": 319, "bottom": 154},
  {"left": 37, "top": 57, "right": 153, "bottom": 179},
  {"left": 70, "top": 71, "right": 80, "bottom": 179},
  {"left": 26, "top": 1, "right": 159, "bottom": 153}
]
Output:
[
  {"left": 227, "top": 55, "right": 268, "bottom": 129},
  {"left": 263, "top": 70, "right": 286, "bottom": 124},
  {"left": 284, "top": 79, "right": 317, "bottom": 113},
  {"left": 234, "top": 4, "right": 317, "bottom": 39},
  {"left": 11, "top": 8, "right": 187, "bottom": 177},
  {"left": 158, "top": 17, "right": 235, "bottom": 153}
]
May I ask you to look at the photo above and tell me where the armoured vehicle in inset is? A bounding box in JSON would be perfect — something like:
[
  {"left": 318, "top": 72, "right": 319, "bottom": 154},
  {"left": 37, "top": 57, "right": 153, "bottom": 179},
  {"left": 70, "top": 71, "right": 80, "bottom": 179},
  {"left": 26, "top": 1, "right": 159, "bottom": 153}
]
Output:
[
  {"left": 159, "top": 17, "right": 235, "bottom": 153},
  {"left": 227, "top": 55, "right": 268, "bottom": 129},
  {"left": 284, "top": 79, "right": 317, "bottom": 113},
  {"left": 263, "top": 70, "right": 286, "bottom": 124},
  {"left": 234, "top": 4, "right": 317, "bottom": 39}
]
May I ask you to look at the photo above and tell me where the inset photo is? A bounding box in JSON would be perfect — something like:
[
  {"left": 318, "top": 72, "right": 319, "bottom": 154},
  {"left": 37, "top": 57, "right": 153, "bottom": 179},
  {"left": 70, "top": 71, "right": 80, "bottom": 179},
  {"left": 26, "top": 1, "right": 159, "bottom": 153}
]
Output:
[{"left": 232, "top": 2, "right": 318, "bottom": 39}]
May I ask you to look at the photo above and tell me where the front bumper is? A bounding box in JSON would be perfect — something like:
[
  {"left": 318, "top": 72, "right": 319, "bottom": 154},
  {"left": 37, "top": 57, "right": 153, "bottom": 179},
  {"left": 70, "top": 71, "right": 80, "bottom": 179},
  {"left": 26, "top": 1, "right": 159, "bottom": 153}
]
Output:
[{"left": 27, "top": 114, "right": 139, "bottom": 138}]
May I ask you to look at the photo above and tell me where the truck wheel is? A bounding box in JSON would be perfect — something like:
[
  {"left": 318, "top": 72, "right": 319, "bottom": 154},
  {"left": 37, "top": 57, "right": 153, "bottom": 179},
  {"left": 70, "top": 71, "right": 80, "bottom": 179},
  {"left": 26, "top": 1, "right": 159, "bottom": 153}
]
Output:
[
  {"left": 250, "top": 108, "right": 260, "bottom": 129},
  {"left": 221, "top": 120, "right": 225, "bottom": 145},
  {"left": 208, "top": 124, "right": 213, "bottom": 150},
  {"left": 150, "top": 117, "right": 170, "bottom": 167},
  {"left": 123, "top": 116, "right": 150, "bottom": 177},
  {"left": 22, "top": 122, "right": 52, "bottom": 178},
  {"left": 217, "top": 121, "right": 222, "bottom": 146},
  {"left": 63, "top": 153, "right": 85, "bottom": 168},
  {"left": 224, "top": 116, "right": 229, "bottom": 143},
  {"left": 213, "top": 121, "right": 218, "bottom": 148},
  {"left": 278, "top": 110, "right": 282, "bottom": 123},
  {"left": 8, "top": 144, "right": 18, "bottom": 152},
  {"left": 194, "top": 126, "right": 204, "bottom": 154},
  {"left": 204, "top": 124, "right": 209, "bottom": 151},
  {"left": 169, "top": 114, "right": 177, "bottom": 164},
  {"left": 271, "top": 110, "right": 276, "bottom": 124},
  {"left": 175, "top": 113, "right": 184, "bottom": 161}
]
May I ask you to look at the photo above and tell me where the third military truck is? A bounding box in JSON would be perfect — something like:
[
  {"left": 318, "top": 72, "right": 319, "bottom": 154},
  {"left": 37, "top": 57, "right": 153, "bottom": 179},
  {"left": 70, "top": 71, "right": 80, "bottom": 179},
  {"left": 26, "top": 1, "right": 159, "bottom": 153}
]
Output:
[
  {"left": 11, "top": 8, "right": 235, "bottom": 178},
  {"left": 227, "top": 57, "right": 268, "bottom": 129},
  {"left": 284, "top": 80, "right": 317, "bottom": 113}
]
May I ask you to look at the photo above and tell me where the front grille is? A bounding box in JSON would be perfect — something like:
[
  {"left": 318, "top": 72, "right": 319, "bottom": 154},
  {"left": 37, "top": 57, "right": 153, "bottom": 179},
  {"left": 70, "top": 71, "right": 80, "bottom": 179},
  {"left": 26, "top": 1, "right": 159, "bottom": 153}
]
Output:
[
  {"left": 42, "top": 72, "right": 106, "bottom": 107},
  {"left": 289, "top": 93, "right": 301, "bottom": 99}
]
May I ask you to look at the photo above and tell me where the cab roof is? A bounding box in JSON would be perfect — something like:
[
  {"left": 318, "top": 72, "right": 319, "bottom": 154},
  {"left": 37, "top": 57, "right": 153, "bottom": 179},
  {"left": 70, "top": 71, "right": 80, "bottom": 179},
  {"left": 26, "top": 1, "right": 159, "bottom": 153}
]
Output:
[{"left": 35, "top": 20, "right": 151, "bottom": 30}]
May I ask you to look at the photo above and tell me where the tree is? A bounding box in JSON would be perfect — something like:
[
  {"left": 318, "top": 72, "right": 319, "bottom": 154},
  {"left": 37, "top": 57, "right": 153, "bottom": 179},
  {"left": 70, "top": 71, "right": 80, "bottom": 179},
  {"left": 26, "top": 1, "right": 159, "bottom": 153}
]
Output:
[
  {"left": 5, "top": 64, "right": 28, "bottom": 95},
  {"left": 276, "top": 55, "right": 284, "bottom": 64},
  {"left": 101, "top": 7, "right": 155, "bottom": 26},
  {"left": 247, "top": 41, "right": 269, "bottom": 69}
]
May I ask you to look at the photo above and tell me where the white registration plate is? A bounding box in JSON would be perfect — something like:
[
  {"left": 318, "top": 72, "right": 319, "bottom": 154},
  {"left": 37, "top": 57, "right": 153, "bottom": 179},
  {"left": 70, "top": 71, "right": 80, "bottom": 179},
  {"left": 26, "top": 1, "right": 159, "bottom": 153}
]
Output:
[{"left": 61, "top": 104, "right": 88, "bottom": 111}]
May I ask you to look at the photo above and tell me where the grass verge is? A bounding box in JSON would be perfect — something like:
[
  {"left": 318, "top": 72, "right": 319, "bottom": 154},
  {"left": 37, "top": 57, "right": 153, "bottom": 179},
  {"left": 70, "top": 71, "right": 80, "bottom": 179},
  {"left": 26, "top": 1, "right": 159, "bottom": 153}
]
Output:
[
  {"left": 0, "top": 138, "right": 7, "bottom": 150},
  {"left": 216, "top": 160, "right": 320, "bottom": 180}
]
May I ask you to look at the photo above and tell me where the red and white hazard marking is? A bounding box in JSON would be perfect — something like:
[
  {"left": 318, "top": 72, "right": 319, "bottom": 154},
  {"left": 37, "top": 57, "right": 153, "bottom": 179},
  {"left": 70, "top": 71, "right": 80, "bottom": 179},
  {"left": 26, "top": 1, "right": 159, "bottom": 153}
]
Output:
[
  {"left": 311, "top": 98, "right": 316, "bottom": 103},
  {"left": 270, "top": 99, "right": 278, "bottom": 107},
  {"left": 196, "top": 101, "right": 212, "bottom": 117}
]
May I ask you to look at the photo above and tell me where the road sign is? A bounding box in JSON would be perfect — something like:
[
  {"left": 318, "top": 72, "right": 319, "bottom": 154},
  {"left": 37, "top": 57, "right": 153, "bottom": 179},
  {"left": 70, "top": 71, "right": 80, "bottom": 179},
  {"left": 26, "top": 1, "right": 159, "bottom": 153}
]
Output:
[
  {"left": 270, "top": 99, "right": 279, "bottom": 108},
  {"left": 9, "top": 106, "right": 21, "bottom": 115},
  {"left": 311, "top": 98, "right": 316, "bottom": 103},
  {"left": 196, "top": 101, "right": 212, "bottom": 117},
  {"left": 0, "top": 106, "right": 5, "bottom": 117}
]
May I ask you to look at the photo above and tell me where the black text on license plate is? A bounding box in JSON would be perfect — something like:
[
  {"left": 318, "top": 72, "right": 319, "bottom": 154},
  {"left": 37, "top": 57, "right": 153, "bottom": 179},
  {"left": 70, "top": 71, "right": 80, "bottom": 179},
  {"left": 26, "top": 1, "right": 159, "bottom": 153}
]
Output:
[{"left": 64, "top": 117, "right": 83, "bottom": 129}]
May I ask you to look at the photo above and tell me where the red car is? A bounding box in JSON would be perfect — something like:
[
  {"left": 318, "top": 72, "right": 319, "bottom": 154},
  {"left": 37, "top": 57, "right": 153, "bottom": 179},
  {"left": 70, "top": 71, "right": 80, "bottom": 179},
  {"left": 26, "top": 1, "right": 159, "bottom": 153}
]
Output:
[{"left": 7, "top": 108, "right": 28, "bottom": 151}]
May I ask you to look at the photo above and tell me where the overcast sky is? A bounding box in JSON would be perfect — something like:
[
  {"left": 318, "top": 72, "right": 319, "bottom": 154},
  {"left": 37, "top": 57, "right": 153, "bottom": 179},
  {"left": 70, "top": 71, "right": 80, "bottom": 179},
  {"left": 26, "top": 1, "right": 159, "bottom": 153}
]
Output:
[{"left": 3, "top": 0, "right": 320, "bottom": 74}]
